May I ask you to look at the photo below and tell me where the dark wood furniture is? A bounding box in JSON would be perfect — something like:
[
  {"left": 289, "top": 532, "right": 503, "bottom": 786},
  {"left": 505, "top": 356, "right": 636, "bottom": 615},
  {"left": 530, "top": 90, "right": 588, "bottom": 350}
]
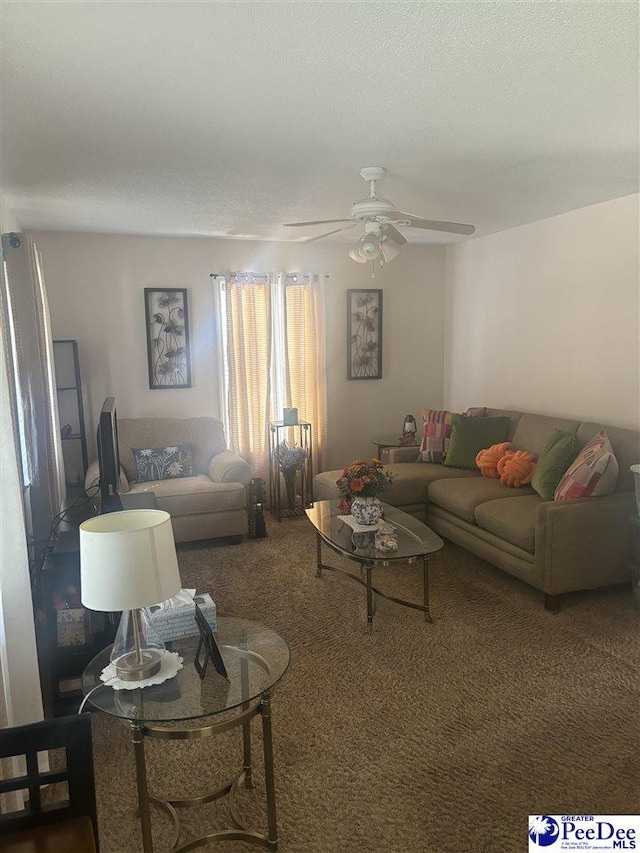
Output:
[
  {"left": 37, "top": 527, "right": 117, "bottom": 717},
  {"left": 0, "top": 713, "right": 99, "bottom": 851}
]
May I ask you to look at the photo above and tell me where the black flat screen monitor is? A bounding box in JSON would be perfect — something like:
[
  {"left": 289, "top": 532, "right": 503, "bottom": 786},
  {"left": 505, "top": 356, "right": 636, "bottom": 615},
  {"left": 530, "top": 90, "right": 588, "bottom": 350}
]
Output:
[{"left": 97, "top": 396, "right": 123, "bottom": 513}]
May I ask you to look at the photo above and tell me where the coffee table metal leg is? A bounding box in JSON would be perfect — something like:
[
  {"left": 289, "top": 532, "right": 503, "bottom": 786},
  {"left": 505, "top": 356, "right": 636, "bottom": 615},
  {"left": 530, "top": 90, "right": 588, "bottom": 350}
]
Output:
[
  {"left": 260, "top": 692, "right": 279, "bottom": 851},
  {"left": 422, "top": 555, "right": 433, "bottom": 623},
  {"left": 131, "top": 721, "right": 154, "bottom": 853},
  {"left": 315, "top": 532, "right": 323, "bottom": 577},
  {"left": 365, "top": 562, "right": 374, "bottom": 633}
]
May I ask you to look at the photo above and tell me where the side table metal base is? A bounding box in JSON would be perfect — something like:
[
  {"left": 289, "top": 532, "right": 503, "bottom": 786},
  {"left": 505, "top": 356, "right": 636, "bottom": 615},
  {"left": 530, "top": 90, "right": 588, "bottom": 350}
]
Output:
[{"left": 132, "top": 693, "right": 279, "bottom": 852}]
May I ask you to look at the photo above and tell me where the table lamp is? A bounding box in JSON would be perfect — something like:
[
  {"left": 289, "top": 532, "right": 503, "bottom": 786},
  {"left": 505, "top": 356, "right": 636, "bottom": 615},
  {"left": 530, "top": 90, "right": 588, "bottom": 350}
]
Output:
[{"left": 80, "top": 509, "right": 182, "bottom": 682}]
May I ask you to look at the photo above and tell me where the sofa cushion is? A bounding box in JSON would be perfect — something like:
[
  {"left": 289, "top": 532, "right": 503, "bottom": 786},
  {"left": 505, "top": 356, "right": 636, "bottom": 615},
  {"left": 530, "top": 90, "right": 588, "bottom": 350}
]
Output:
[
  {"left": 530, "top": 429, "right": 579, "bottom": 501},
  {"left": 428, "top": 477, "right": 534, "bottom": 524},
  {"left": 314, "top": 464, "right": 479, "bottom": 508},
  {"left": 510, "top": 413, "right": 580, "bottom": 457},
  {"left": 129, "top": 476, "right": 246, "bottom": 517},
  {"left": 554, "top": 430, "right": 619, "bottom": 500},
  {"left": 419, "top": 409, "right": 455, "bottom": 463},
  {"left": 132, "top": 444, "right": 194, "bottom": 482},
  {"left": 474, "top": 494, "right": 543, "bottom": 554},
  {"left": 443, "top": 416, "right": 511, "bottom": 470},
  {"left": 382, "top": 462, "right": 480, "bottom": 505}
]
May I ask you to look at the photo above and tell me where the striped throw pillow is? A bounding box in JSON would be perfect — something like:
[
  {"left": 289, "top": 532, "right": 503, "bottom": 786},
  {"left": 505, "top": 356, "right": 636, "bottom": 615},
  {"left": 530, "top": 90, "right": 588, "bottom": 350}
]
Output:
[
  {"left": 554, "top": 430, "right": 618, "bottom": 501},
  {"left": 420, "top": 409, "right": 455, "bottom": 463}
]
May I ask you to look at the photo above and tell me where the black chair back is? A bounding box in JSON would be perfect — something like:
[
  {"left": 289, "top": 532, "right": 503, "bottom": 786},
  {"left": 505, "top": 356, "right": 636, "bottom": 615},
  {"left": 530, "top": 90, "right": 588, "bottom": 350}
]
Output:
[{"left": 0, "top": 712, "right": 98, "bottom": 848}]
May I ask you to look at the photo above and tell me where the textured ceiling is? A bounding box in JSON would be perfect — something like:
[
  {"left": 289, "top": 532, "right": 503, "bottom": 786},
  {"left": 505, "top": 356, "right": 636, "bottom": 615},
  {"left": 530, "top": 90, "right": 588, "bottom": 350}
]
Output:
[{"left": 1, "top": 1, "right": 638, "bottom": 244}]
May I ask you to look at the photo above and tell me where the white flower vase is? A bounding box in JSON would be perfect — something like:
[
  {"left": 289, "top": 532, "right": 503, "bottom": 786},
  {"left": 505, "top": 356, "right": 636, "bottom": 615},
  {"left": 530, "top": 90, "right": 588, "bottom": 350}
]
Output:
[{"left": 350, "top": 496, "right": 383, "bottom": 526}]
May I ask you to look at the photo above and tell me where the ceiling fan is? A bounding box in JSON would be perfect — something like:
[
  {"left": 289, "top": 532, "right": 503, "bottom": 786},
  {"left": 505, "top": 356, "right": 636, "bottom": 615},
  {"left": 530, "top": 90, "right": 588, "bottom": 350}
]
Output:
[{"left": 283, "top": 166, "right": 475, "bottom": 269}]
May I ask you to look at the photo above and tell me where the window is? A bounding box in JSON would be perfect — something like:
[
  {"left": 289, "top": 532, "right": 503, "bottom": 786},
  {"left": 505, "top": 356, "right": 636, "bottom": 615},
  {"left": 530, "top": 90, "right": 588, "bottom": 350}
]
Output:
[{"left": 215, "top": 272, "right": 327, "bottom": 480}]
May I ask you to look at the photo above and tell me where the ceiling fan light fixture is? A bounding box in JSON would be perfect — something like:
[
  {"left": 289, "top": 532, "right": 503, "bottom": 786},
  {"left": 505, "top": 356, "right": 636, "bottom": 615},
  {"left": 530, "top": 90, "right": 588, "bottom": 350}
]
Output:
[{"left": 348, "top": 248, "right": 368, "bottom": 264}]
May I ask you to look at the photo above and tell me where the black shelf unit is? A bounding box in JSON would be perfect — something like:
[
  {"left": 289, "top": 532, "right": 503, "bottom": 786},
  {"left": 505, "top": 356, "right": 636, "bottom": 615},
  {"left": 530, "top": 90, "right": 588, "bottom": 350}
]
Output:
[
  {"left": 37, "top": 527, "right": 118, "bottom": 717},
  {"left": 53, "top": 339, "right": 88, "bottom": 500}
]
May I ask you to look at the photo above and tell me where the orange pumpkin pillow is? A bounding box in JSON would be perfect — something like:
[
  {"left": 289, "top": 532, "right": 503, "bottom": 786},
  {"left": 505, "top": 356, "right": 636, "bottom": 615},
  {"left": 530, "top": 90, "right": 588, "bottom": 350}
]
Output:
[
  {"left": 475, "top": 442, "right": 513, "bottom": 478},
  {"left": 497, "top": 449, "right": 537, "bottom": 488}
]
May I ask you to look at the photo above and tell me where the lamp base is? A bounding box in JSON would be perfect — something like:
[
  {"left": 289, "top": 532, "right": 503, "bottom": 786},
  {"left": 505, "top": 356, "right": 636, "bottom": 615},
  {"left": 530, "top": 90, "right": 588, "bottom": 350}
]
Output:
[{"left": 114, "top": 648, "right": 163, "bottom": 682}]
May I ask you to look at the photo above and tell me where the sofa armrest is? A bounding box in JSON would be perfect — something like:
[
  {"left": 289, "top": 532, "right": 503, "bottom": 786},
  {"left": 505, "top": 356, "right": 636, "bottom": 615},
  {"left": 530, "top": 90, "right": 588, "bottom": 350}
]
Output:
[
  {"left": 84, "top": 461, "right": 130, "bottom": 494},
  {"left": 208, "top": 450, "right": 253, "bottom": 488},
  {"left": 387, "top": 447, "right": 421, "bottom": 464},
  {"left": 535, "top": 491, "right": 635, "bottom": 595}
]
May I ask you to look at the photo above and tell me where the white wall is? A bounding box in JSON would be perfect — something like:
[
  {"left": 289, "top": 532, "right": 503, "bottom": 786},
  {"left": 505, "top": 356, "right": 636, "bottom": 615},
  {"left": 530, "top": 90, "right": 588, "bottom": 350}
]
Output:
[
  {"left": 444, "top": 194, "right": 640, "bottom": 430},
  {"left": 35, "top": 232, "right": 446, "bottom": 471}
]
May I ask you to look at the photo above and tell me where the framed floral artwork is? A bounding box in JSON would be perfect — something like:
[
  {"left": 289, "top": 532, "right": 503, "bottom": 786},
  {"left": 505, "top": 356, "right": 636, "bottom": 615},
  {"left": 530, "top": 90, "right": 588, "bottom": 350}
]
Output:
[
  {"left": 144, "top": 288, "right": 192, "bottom": 389},
  {"left": 347, "top": 289, "right": 382, "bottom": 379}
]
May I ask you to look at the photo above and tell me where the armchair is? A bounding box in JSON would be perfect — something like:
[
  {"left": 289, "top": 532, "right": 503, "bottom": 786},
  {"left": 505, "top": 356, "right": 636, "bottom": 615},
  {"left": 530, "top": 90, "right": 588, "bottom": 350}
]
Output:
[{"left": 86, "top": 416, "right": 252, "bottom": 543}]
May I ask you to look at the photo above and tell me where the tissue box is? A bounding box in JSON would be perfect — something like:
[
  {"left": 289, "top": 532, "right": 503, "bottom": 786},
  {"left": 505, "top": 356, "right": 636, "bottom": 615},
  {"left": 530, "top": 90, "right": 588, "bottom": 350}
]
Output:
[{"left": 147, "top": 593, "right": 217, "bottom": 642}]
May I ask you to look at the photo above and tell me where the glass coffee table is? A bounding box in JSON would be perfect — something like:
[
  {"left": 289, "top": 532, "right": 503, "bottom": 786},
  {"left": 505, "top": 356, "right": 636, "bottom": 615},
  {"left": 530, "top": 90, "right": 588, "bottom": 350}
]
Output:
[{"left": 306, "top": 500, "right": 444, "bottom": 632}]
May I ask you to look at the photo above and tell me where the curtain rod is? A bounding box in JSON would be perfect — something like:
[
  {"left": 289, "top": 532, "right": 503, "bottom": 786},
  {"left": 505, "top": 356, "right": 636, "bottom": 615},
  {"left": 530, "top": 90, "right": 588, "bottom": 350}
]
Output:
[{"left": 209, "top": 272, "right": 330, "bottom": 281}]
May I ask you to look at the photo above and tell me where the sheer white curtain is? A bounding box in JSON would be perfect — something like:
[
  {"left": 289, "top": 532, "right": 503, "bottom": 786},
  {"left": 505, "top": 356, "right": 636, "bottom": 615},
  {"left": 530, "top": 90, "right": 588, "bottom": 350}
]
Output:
[
  {"left": 0, "top": 303, "right": 44, "bottom": 812},
  {"left": 215, "top": 271, "right": 328, "bottom": 481}
]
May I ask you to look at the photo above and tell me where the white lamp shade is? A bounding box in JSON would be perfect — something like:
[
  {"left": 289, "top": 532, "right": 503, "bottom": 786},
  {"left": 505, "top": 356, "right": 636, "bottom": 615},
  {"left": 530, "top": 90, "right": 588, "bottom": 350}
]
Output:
[{"left": 80, "top": 509, "right": 181, "bottom": 612}]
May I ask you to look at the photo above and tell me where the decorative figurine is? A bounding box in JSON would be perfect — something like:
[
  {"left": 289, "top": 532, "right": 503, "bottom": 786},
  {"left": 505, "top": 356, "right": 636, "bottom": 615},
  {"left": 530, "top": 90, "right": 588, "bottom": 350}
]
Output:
[{"left": 400, "top": 414, "right": 417, "bottom": 446}]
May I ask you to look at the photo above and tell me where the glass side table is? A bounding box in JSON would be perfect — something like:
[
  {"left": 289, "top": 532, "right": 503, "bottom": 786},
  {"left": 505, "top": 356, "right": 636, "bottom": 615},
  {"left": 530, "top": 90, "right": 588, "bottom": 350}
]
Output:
[
  {"left": 82, "top": 617, "right": 291, "bottom": 852},
  {"left": 371, "top": 436, "right": 418, "bottom": 460}
]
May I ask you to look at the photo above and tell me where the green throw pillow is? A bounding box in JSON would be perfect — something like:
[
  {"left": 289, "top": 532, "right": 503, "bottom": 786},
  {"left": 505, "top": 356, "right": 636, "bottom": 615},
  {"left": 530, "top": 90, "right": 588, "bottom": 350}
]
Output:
[
  {"left": 530, "top": 430, "right": 579, "bottom": 501},
  {"left": 443, "top": 415, "right": 511, "bottom": 470}
]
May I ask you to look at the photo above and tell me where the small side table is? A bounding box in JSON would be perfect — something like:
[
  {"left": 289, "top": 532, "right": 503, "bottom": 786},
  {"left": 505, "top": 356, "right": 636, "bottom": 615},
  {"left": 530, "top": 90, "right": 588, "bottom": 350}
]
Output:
[
  {"left": 268, "top": 420, "right": 313, "bottom": 521},
  {"left": 81, "top": 617, "right": 291, "bottom": 852},
  {"left": 371, "top": 435, "right": 417, "bottom": 460}
]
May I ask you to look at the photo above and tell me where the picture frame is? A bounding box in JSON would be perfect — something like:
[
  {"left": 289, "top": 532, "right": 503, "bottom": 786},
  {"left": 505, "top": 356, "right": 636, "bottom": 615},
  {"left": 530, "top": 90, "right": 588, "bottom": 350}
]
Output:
[
  {"left": 347, "top": 289, "right": 382, "bottom": 379},
  {"left": 144, "top": 288, "right": 192, "bottom": 389},
  {"left": 194, "top": 603, "right": 229, "bottom": 681}
]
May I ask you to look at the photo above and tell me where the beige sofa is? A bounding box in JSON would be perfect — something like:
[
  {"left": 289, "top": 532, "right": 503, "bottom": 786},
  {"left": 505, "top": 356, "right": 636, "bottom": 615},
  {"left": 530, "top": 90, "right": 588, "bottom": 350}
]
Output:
[
  {"left": 314, "top": 408, "right": 639, "bottom": 609},
  {"left": 85, "top": 417, "right": 252, "bottom": 543}
]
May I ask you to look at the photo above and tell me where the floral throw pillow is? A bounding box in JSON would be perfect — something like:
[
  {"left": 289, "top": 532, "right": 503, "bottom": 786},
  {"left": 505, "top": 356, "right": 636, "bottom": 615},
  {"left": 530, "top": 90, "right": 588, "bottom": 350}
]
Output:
[{"left": 132, "top": 444, "right": 194, "bottom": 482}]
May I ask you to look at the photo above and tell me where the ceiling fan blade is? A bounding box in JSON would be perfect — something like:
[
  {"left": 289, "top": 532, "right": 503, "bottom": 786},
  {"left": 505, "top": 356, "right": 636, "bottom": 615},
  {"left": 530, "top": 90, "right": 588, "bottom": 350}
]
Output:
[
  {"left": 303, "top": 223, "right": 359, "bottom": 243},
  {"left": 388, "top": 212, "right": 476, "bottom": 235},
  {"left": 283, "top": 219, "right": 354, "bottom": 227},
  {"left": 381, "top": 224, "right": 407, "bottom": 246}
]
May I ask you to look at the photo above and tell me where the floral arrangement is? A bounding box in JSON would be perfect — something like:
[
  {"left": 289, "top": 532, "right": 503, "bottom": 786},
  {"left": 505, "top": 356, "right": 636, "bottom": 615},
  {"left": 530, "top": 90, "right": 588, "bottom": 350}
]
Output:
[
  {"left": 274, "top": 442, "right": 308, "bottom": 470},
  {"left": 336, "top": 458, "right": 394, "bottom": 500}
]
